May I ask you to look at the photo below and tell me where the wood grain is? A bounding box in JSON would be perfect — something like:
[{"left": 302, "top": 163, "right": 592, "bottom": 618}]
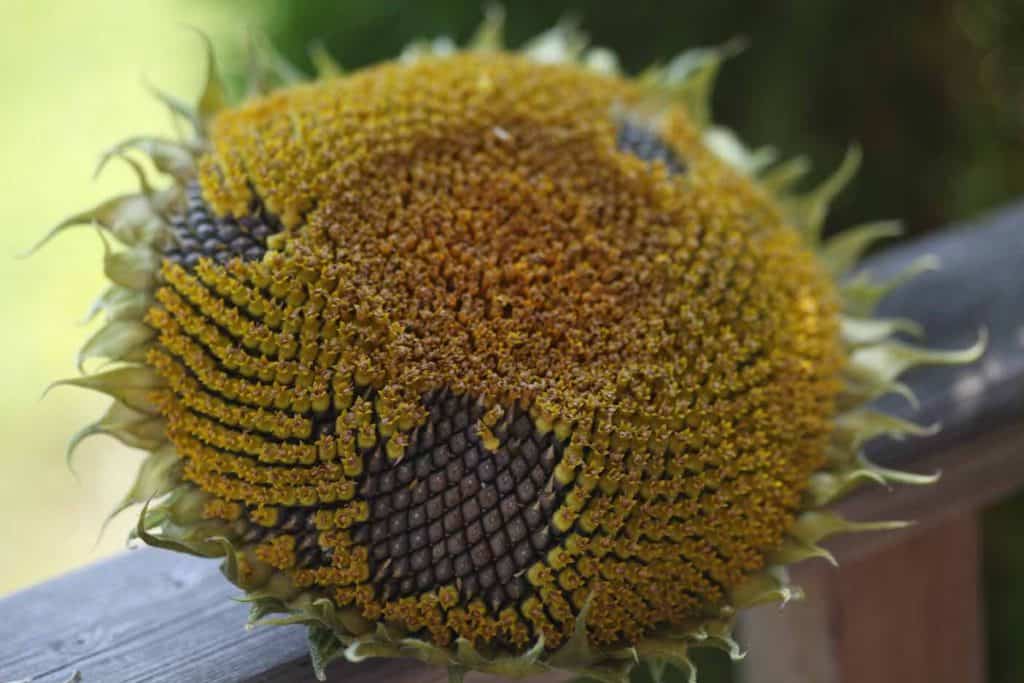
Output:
[
  {"left": 0, "top": 547, "right": 567, "bottom": 683},
  {"left": 3, "top": 202, "right": 1022, "bottom": 682}
]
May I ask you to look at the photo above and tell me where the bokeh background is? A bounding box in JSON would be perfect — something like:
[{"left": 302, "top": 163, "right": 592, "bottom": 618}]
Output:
[{"left": 2, "top": 1, "right": 1022, "bottom": 682}]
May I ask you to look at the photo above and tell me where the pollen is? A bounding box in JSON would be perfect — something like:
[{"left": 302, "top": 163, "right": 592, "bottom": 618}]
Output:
[
  {"left": 44, "top": 15, "right": 991, "bottom": 677},
  {"left": 137, "top": 52, "right": 844, "bottom": 649}
]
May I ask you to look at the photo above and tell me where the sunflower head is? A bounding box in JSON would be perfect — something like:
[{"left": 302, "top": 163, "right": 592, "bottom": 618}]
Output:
[{"left": 44, "top": 14, "right": 983, "bottom": 683}]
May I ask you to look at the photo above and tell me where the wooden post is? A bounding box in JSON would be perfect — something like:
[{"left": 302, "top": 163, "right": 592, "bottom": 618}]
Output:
[{"left": 741, "top": 511, "right": 985, "bottom": 683}]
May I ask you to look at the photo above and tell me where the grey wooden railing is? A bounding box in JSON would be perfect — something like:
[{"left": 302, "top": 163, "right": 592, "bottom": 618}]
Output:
[{"left": 2, "top": 202, "right": 1023, "bottom": 683}]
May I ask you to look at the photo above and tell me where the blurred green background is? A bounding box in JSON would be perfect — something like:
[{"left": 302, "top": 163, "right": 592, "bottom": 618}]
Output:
[{"left": 2, "top": 1, "right": 1022, "bottom": 682}]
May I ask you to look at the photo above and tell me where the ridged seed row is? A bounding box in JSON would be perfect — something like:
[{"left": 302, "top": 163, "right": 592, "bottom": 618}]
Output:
[
  {"left": 162, "top": 181, "right": 281, "bottom": 269},
  {"left": 350, "top": 389, "right": 565, "bottom": 611},
  {"left": 144, "top": 53, "right": 844, "bottom": 650}
]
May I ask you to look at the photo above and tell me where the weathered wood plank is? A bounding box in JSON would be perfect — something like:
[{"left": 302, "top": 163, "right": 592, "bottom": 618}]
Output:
[
  {"left": 2, "top": 201, "right": 1022, "bottom": 682},
  {"left": 827, "top": 199, "right": 1024, "bottom": 558},
  {"left": 738, "top": 420, "right": 1024, "bottom": 683},
  {"left": 830, "top": 418, "right": 1024, "bottom": 562},
  {"left": 0, "top": 549, "right": 310, "bottom": 683},
  {"left": 738, "top": 200, "right": 1024, "bottom": 683},
  {"left": 0, "top": 548, "right": 565, "bottom": 683},
  {"left": 860, "top": 199, "right": 1024, "bottom": 465},
  {"left": 834, "top": 513, "right": 984, "bottom": 683},
  {"left": 738, "top": 418, "right": 1024, "bottom": 683},
  {"left": 741, "top": 511, "right": 986, "bottom": 683}
]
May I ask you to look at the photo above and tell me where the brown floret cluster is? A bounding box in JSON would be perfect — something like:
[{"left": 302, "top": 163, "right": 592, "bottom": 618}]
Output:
[{"left": 143, "top": 53, "right": 843, "bottom": 649}]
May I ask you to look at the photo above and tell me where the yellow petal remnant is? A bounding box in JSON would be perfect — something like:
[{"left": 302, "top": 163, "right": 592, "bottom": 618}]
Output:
[{"left": 45, "top": 18, "right": 984, "bottom": 683}]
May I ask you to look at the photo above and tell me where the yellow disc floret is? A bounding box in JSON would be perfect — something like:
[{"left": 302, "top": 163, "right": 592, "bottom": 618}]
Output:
[
  {"left": 50, "top": 23, "right": 985, "bottom": 681},
  {"left": 142, "top": 52, "right": 844, "bottom": 649}
]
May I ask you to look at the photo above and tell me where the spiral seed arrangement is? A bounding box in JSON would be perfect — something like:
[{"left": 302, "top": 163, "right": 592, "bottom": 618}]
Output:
[{"left": 45, "top": 16, "right": 982, "bottom": 683}]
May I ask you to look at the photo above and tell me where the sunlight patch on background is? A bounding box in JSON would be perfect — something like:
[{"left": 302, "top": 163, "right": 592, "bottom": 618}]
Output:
[{"left": 0, "top": 0, "right": 255, "bottom": 594}]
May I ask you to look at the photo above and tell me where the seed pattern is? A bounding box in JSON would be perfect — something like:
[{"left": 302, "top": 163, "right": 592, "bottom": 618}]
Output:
[
  {"left": 350, "top": 390, "right": 565, "bottom": 611},
  {"left": 162, "top": 181, "right": 282, "bottom": 270},
  {"left": 239, "top": 507, "right": 328, "bottom": 569},
  {"left": 143, "top": 53, "right": 844, "bottom": 651},
  {"left": 616, "top": 119, "right": 686, "bottom": 174}
]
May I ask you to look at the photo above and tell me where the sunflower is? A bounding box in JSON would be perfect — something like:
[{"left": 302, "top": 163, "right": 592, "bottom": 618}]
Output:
[{"left": 42, "top": 12, "right": 984, "bottom": 683}]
